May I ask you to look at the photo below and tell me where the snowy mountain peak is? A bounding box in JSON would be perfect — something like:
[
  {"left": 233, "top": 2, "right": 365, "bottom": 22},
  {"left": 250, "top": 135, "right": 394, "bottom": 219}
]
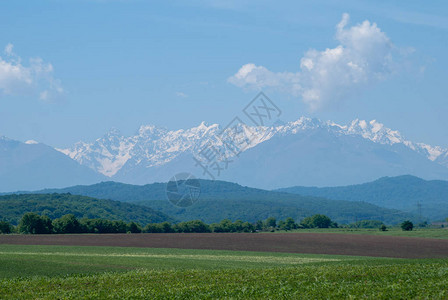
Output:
[
  {"left": 345, "top": 119, "right": 404, "bottom": 145},
  {"left": 137, "top": 125, "right": 165, "bottom": 137},
  {"left": 57, "top": 117, "right": 448, "bottom": 178},
  {"left": 190, "top": 121, "right": 220, "bottom": 134},
  {"left": 105, "top": 127, "right": 122, "bottom": 137}
]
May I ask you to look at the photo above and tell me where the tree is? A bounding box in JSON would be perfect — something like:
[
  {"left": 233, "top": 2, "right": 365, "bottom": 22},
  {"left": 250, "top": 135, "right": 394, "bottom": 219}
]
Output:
[
  {"left": 210, "top": 223, "right": 223, "bottom": 233},
  {"left": 53, "top": 214, "right": 82, "bottom": 234},
  {"left": 210, "top": 219, "right": 236, "bottom": 233},
  {"left": 265, "top": 217, "right": 277, "bottom": 229},
  {"left": 160, "top": 222, "right": 174, "bottom": 233},
  {"left": 232, "top": 220, "right": 245, "bottom": 232},
  {"left": 80, "top": 219, "right": 96, "bottom": 233},
  {"left": 174, "top": 220, "right": 210, "bottom": 233},
  {"left": 0, "top": 221, "right": 12, "bottom": 234},
  {"left": 144, "top": 223, "right": 163, "bottom": 233},
  {"left": 278, "top": 217, "right": 297, "bottom": 231},
  {"left": 112, "top": 220, "right": 128, "bottom": 233},
  {"left": 351, "top": 220, "right": 385, "bottom": 229},
  {"left": 219, "top": 219, "right": 234, "bottom": 232},
  {"left": 19, "top": 213, "right": 53, "bottom": 234},
  {"left": 300, "top": 214, "right": 334, "bottom": 229},
  {"left": 126, "top": 222, "right": 142, "bottom": 233},
  {"left": 401, "top": 220, "right": 414, "bottom": 231},
  {"left": 88, "top": 219, "right": 116, "bottom": 233},
  {"left": 255, "top": 220, "right": 263, "bottom": 231},
  {"left": 210, "top": 220, "right": 255, "bottom": 233},
  {"left": 241, "top": 222, "right": 255, "bottom": 233},
  {"left": 379, "top": 224, "right": 387, "bottom": 231},
  {"left": 417, "top": 221, "right": 428, "bottom": 228}
]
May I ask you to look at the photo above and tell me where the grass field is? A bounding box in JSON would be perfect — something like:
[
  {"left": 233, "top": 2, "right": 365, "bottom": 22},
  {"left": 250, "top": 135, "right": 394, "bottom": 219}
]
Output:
[{"left": 1, "top": 244, "right": 448, "bottom": 299}]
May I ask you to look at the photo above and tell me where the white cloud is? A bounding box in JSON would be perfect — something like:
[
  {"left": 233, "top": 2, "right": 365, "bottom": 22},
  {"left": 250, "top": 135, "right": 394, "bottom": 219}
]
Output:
[
  {"left": 228, "top": 13, "right": 399, "bottom": 110},
  {"left": 0, "top": 44, "right": 64, "bottom": 102},
  {"left": 228, "top": 63, "right": 302, "bottom": 97},
  {"left": 175, "top": 91, "right": 188, "bottom": 98},
  {"left": 4, "top": 43, "right": 14, "bottom": 56}
]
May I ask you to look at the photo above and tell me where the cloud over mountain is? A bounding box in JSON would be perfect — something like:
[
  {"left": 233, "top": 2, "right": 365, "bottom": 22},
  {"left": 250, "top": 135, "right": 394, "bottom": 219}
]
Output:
[{"left": 229, "top": 14, "right": 400, "bottom": 110}]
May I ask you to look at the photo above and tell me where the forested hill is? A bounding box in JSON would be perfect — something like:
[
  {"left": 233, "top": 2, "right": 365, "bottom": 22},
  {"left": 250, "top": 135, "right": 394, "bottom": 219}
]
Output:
[
  {"left": 24, "top": 180, "right": 413, "bottom": 225},
  {"left": 0, "top": 193, "right": 173, "bottom": 225},
  {"left": 276, "top": 175, "right": 448, "bottom": 221}
]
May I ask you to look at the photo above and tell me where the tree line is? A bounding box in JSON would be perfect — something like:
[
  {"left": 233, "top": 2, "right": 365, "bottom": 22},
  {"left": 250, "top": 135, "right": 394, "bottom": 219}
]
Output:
[{"left": 0, "top": 213, "right": 340, "bottom": 234}]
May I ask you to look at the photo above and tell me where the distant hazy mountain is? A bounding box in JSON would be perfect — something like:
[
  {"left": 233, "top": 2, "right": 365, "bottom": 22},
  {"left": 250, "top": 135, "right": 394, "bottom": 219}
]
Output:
[
  {"left": 276, "top": 175, "right": 448, "bottom": 221},
  {"left": 33, "top": 179, "right": 413, "bottom": 224},
  {"left": 3, "top": 117, "right": 448, "bottom": 192},
  {"left": 0, "top": 137, "right": 106, "bottom": 192},
  {"left": 58, "top": 117, "right": 448, "bottom": 188},
  {"left": 0, "top": 193, "right": 173, "bottom": 225}
]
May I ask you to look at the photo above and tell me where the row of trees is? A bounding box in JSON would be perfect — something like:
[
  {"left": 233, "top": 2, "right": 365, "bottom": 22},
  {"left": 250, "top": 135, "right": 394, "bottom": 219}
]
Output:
[
  {"left": 0, "top": 213, "right": 340, "bottom": 234},
  {"left": 0, "top": 213, "right": 424, "bottom": 234}
]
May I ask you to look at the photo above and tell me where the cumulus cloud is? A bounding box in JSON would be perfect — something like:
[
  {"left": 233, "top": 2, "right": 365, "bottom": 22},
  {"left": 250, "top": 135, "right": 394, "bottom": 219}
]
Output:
[
  {"left": 228, "top": 63, "right": 302, "bottom": 96},
  {"left": 0, "top": 44, "right": 64, "bottom": 102},
  {"left": 228, "top": 14, "right": 398, "bottom": 110}
]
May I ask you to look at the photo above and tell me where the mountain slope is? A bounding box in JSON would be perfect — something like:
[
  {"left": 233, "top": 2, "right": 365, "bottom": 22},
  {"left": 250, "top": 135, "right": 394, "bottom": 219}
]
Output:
[
  {"left": 276, "top": 175, "right": 448, "bottom": 221},
  {"left": 0, "top": 193, "right": 173, "bottom": 225},
  {"left": 218, "top": 129, "right": 448, "bottom": 188},
  {"left": 57, "top": 117, "right": 448, "bottom": 188},
  {"left": 0, "top": 137, "right": 106, "bottom": 192},
  {"left": 33, "top": 180, "right": 413, "bottom": 224}
]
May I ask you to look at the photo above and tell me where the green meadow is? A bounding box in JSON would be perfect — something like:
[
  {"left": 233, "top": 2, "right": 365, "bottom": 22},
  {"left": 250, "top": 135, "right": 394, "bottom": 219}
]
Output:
[{"left": 0, "top": 244, "right": 448, "bottom": 299}]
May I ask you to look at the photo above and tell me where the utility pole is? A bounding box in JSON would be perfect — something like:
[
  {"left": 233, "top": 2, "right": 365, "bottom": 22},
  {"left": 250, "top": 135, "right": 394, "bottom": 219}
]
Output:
[{"left": 417, "top": 202, "right": 422, "bottom": 222}]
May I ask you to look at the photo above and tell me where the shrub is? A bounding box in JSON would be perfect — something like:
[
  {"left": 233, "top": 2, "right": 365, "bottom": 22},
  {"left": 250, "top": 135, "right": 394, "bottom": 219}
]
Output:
[{"left": 401, "top": 220, "right": 414, "bottom": 231}]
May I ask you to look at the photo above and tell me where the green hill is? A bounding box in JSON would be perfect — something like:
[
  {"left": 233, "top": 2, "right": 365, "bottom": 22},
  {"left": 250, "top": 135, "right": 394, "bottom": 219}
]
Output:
[
  {"left": 276, "top": 175, "right": 448, "bottom": 221},
  {"left": 0, "top": 193, "right": 173, "bottom": 225},
  {"left": 31, "top": 180, "right": 413, "bottom": 224}
]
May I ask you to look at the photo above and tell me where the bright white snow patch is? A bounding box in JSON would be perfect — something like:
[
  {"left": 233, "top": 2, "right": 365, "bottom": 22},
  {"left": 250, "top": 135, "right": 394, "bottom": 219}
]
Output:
[
  {"left": 25, "top": 140, "right": 39, "bottom": 144},
  {"left": 417, "top": 143, "right": 444, "bottom": 161},
  {"left": 57, "top": 118, "right": 448, "bottom": 177}
]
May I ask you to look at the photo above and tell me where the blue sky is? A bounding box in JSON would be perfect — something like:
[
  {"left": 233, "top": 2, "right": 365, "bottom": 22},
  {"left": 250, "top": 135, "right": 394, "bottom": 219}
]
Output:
[{"left": 1, "top": 0, "right": 447, "bottom": 148}]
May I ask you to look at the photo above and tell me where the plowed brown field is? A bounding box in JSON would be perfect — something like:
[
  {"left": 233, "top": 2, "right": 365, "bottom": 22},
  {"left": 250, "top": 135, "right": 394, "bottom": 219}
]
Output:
[{"left": 2, "top": 233, "right": 448, "bottom": 258}]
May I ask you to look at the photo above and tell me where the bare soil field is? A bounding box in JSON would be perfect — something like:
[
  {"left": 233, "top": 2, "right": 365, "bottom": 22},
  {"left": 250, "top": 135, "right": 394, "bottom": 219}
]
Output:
[{"left": 1, "top": 233, "right": 448, "bottom": 258}]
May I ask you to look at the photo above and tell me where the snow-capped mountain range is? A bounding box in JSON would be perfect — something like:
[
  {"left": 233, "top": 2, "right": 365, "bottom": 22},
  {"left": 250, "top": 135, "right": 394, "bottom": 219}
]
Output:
[
  {"left": 1, "top": 116, "right": 448, "bottom": 191},
  {"left": 57, "top": 117, "right": 448, "bottom": 185}
]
